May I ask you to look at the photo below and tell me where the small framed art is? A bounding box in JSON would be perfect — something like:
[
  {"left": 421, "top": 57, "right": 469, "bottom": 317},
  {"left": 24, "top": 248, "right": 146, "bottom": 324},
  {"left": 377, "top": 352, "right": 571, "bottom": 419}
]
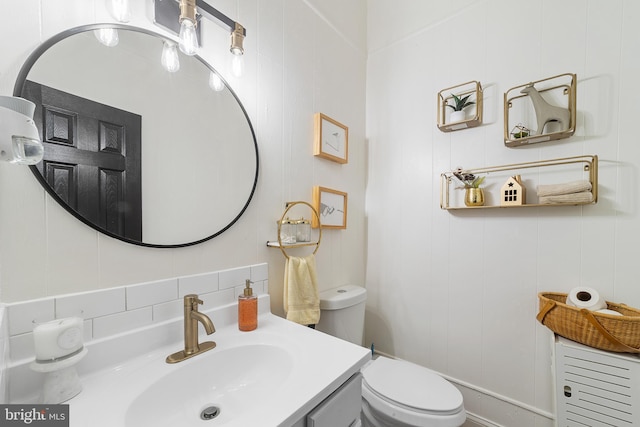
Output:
[
  {"left": 313, "top": 186, "right": 347, "bottom": 229},
  {"left": 314, "top": 113, "right": 348, "bottom": 164}
]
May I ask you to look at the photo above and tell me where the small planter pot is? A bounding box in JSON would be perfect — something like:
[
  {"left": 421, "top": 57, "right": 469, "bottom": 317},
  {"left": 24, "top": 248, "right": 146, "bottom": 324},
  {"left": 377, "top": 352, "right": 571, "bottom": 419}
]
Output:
[
  {"left": 464, "top": 188, "right": 485, "bottom": 207},
  {"left": 449, "top": 110, "right": 466, "bottom": 123}
]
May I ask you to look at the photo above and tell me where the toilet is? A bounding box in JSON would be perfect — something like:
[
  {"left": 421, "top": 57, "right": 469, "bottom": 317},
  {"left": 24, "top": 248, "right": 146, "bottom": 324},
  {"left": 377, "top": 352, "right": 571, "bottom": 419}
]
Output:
[{"left": 317, "top": 285, "right": 466, "bottom": 427}]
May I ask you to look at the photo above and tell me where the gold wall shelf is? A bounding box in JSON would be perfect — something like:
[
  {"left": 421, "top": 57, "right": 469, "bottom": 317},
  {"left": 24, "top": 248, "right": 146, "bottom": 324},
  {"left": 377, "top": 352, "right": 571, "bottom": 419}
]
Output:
[
  {"left": 437, "top": 81, "right": 483, "bottom": 132},
  {"left": 440, "top": 155, "right": 598, "bottom": 210},
  {"left": 266, "top": 201, "right": 322, "bottom": 259},
  {"left": 504, "top": 73, "right": 576, "bottom": 147}
]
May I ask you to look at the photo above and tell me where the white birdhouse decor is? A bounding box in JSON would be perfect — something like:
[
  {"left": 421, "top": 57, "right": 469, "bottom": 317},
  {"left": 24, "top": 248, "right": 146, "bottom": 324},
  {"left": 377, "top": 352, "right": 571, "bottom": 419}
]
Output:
[{"left": 501, "top": 175, "right": 525, "bottom": 206}]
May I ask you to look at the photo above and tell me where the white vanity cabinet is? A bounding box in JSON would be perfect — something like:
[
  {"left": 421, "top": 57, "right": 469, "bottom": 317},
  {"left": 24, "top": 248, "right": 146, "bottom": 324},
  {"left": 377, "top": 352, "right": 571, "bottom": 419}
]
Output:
[{"left": 290, "top": 372, "right": 363, "bottom": 427}]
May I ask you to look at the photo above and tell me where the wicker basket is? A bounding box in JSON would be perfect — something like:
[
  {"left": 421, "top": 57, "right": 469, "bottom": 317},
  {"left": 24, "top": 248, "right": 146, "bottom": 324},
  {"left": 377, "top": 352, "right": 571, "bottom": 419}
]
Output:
[{"left": 537, "top": 292, "right": 640, "bottom": 353}]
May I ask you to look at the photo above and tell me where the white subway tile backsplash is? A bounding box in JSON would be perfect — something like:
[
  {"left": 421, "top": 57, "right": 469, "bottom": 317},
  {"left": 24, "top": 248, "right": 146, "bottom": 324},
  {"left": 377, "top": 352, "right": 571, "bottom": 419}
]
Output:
[
  {"left": 201, "top": 289, "right": 235, "bottom": 311},
  {"left": 251, "top": 263, "right": 269, "bottom": 281},
  {"left": 92, "top": 307, "right": 153, "bottom": 339},
  {"left": 152, "top": 299, "right": 183, "bottom": 323},
  {"left": 219, "top": 267, "right": 251, "bottom": 290},
  {"left": 252, "top": 281, "right": 265, "bottom": 295},
  {"left": 7, "top": 298, "right": 55, "bottom": 336},
  {"left": 178, "top": 272, "right": 219, "bottom": 296},
  {"left": 56, "top": 288, "right": 126, "bottom": 319},
  {"left": 234, "top": 285, "right": 246, "bottom": 300},
  {"left": 8, "top": 333, "right": 33, "bottom": 362},
  {"left": 4, "top": 263, "right": 268, "bottom": 362},
  {"left": 127, "top": 279, "right": 178, "bottom": 310}
]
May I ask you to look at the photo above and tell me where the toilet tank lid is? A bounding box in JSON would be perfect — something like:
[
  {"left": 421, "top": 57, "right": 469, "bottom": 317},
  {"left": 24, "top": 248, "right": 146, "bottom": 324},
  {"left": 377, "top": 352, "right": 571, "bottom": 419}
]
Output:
[{"left": 319, "top": 285, "right": 367, "bottom": 310}]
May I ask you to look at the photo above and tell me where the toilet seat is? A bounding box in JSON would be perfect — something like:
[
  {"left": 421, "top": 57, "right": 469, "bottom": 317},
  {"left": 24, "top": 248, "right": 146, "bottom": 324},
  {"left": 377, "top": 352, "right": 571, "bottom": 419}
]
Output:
[{"left": 361, "top": 357, "right": 465, "bottom": 426}]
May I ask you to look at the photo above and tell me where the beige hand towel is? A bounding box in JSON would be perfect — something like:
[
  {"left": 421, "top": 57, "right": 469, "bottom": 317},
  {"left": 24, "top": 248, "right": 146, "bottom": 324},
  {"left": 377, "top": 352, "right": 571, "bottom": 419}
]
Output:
[
  {"left": 538, "top": 191, "right": 593, "bottom": 204},
  {"left": 284, "top": 254, "right": 320, "bottom": 325},
  {"left": 537, "top": 180, "right": 592, "bottom": 197}
]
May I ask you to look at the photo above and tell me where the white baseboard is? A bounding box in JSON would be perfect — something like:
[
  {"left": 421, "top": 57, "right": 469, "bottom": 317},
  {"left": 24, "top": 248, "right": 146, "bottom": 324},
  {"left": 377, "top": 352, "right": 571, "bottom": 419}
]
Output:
[
  {"left": 463, "top": 412, "right": 503, "bottom": 427},
  {"left": 372, "top": 350, "right": 554, "bottom": 427}
]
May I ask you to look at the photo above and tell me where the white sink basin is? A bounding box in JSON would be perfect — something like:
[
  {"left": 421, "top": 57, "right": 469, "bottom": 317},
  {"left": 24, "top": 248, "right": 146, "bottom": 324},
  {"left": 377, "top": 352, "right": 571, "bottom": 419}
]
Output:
[
  {"left": 125, "top": 344, "right": 293, "bottom": 426},
  {"left": 66, "top": 301, "right": 370, "bottom": 427}
]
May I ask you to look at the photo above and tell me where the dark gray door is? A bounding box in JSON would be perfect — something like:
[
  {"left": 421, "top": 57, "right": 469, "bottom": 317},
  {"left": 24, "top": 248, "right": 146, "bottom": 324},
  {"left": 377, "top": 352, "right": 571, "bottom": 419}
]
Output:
[{"left": 24, "top": 80, "right": 143, "bottom": 240}]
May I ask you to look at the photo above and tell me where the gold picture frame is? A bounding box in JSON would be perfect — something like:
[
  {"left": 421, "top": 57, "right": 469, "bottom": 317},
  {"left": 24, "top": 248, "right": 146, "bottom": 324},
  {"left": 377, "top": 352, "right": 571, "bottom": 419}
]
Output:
[
  {"left": 314, "top": 113, "right": 348, "bottom": 164},
  {"left": 312, "top": 186, "right": 347, "bottom": 229}
]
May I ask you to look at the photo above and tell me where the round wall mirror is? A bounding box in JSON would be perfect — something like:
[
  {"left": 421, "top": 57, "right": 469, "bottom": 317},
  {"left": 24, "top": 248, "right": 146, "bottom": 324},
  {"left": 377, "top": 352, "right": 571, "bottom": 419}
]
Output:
[{"left": 14, "top": 24, "right": 259, "bottom": 248}]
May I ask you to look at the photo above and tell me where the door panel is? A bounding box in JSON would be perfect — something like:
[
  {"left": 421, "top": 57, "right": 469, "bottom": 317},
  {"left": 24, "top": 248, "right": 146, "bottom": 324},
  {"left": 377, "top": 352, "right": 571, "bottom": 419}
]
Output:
[{"left": 24, "top": 80, "right": 142, "bottom": 240}]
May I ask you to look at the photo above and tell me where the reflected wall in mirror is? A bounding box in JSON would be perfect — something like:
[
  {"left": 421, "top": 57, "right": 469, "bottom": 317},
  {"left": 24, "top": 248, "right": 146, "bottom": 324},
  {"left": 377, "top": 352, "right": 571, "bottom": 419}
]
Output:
[{"left": 14, "top": 24, "right": 259, "bottom": 248}]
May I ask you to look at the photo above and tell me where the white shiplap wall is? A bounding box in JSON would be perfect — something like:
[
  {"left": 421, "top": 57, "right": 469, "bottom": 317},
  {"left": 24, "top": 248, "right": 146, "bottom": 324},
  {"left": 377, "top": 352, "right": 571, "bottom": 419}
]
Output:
[{"left": 366, "top": 0, "right": 640, "bottom": 425}]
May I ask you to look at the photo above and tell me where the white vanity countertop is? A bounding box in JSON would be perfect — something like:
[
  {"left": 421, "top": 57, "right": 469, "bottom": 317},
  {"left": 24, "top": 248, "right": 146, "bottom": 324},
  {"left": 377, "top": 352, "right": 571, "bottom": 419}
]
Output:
[{"left": 65, "top": 299, "right": 371, "bottom": 427}]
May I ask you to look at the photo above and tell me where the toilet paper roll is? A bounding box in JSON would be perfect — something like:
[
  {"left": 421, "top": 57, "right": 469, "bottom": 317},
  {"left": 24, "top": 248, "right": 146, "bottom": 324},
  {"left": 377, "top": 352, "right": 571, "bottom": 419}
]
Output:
[{"left": 566, "top": 287, "right": 607, "bottom": 311}]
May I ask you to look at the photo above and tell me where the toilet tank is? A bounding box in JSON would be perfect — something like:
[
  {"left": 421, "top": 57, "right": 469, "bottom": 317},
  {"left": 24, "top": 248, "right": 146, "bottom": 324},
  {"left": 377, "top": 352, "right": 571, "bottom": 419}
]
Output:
[{"left": 316, "top": 285, "right": 366, "bottom": 346}]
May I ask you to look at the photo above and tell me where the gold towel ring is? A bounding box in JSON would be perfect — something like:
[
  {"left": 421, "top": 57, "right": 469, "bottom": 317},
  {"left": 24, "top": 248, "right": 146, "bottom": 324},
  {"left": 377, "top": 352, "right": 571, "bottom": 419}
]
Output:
[{"left": 277, "top": 201, "right": 322, "bottom": 260}]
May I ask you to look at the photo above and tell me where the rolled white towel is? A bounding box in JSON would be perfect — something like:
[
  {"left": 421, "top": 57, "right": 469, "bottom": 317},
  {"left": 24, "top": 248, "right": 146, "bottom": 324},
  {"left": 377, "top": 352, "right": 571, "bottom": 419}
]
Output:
[
  {"left": 537, "top": 180, "right": 592, "bottom": 197},
  {"left": 539, "top": 191, "right": 593, "bottom": 204}
]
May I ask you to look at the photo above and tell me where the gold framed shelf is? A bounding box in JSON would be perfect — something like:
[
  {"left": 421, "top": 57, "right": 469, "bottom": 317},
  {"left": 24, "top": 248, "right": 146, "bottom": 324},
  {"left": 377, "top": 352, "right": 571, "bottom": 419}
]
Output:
[
  {"left": 266, "top": 201, "right": 322, "bottom": 259},
  {"left": 440, "top": 155, "right": 598, "bottom": 210},
  {"left": 437, "top": 81, "right": 483, "bottom": 132},
  {"left": 504, "top": 73, "right": 576, "bottom": 147}
]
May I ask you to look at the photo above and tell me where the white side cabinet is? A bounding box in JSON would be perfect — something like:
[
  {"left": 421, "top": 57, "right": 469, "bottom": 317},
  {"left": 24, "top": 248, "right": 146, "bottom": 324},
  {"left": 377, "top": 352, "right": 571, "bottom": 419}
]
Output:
[{"left": 554, "top": 336, "right": 640, "bottom": 426}]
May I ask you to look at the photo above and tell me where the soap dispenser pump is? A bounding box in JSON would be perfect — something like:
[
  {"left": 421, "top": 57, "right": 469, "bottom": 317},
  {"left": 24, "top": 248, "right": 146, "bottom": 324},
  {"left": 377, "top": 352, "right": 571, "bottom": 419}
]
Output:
[{"left": 238, "top": 279, "right": 257, "bottom": 331}]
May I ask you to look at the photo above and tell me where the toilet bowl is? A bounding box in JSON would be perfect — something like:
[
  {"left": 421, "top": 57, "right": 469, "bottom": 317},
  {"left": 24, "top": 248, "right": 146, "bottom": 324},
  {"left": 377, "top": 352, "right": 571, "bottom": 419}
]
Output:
[
  {"left": 317, "top": 285, "right": 466, "bottom": 427},
  {"left": 361, "top": 356, "right": 465, "bottom": 427}
]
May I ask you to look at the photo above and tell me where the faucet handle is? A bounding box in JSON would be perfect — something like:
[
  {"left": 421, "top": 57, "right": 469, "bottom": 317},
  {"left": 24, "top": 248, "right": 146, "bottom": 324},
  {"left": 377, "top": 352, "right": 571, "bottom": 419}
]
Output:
[{"left": 184, "top": 294, "right": 204, "bottom": 308}]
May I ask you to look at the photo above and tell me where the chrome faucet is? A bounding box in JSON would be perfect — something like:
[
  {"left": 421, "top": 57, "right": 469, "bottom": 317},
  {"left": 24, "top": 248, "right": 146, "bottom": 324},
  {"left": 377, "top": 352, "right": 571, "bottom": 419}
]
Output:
[{"left": 166, "top": 294, "right": 216, "bottom": 363}]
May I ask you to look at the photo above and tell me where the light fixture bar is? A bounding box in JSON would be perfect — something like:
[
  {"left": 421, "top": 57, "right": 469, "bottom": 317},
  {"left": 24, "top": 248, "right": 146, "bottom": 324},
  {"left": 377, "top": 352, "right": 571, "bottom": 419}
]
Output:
[
  {"left": 153, "top": 0, "right": 201, "bottom": 43},
  {"left": 152, "top": 0, "right": 246, "bottom": 45},
  {"left": 195, "top": 0, "right": 245, "bottom": 37}
]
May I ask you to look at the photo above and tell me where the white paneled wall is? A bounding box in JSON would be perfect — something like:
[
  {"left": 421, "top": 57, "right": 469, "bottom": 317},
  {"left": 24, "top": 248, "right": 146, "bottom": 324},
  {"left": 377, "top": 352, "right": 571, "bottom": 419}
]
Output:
[
  {"left": 366, "top": 0, "right": 640, "bottom": 425},
  {"left": 0, "top": 0, "right": 367, "bottom": 319}
]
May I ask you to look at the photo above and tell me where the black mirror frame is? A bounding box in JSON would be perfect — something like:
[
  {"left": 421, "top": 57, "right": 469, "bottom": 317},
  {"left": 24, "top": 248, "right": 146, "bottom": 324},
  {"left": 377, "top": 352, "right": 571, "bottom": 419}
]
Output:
[{"left": 13, "top": 23, "right": 259, "bottom": 249}]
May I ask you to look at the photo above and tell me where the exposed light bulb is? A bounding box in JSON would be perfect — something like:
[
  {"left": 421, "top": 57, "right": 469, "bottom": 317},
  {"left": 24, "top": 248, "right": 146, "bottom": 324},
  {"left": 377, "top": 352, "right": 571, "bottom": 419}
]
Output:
[
  {"left": 208, "top": 71, "right": 224, "bottom": 92},
  {"left": 94, "top": 28, "right": 119, "bottom": 47},
  {"left": 161, "top": 42, "right": 180, "bottom": 73},
  {"left": 110, "top": 0, "right": 131, "bottom": 23},
  {"left": 231, "top": 54, "right": 244, "bottom": 78},
  {"left": 179, "top": 19, "right": 198, "bottom": 56}
]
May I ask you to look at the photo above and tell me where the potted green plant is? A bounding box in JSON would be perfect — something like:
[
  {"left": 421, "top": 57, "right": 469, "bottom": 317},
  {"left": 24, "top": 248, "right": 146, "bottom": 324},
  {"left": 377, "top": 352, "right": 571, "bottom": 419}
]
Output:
[
  {"left": 453, "top": 168, "right": 485, "bottom": 206},
  {"left": 447, "top": 93, "right": 475, "bottom": 123}
]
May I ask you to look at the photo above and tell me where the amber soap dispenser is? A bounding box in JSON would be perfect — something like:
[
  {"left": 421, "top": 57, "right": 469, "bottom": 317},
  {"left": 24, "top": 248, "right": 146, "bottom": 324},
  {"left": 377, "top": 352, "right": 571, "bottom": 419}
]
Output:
[{"left": 238, "top": 279, "right": 257, "bottom": 331}]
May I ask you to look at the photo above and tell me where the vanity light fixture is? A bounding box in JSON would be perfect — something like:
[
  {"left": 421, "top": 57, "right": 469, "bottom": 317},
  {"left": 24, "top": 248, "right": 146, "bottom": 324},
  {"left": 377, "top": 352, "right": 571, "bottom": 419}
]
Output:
[
  {"left": 109, "top": 0, "right": 131, "bottom": 23},
  {"left": 161, "top": 41, "right": 181, "bottom": 72},
  {"left": 178, "top": 0, "right": 198, "bottom": 55},
  {"left": 0, "top": 96, "right": 44, "bottom": 165},
  {"left": 230, "top": 22, "right": 245, "bottom": 77},
  {"left": 153, "top": 0, "right": 247, "bottom": 74}
]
